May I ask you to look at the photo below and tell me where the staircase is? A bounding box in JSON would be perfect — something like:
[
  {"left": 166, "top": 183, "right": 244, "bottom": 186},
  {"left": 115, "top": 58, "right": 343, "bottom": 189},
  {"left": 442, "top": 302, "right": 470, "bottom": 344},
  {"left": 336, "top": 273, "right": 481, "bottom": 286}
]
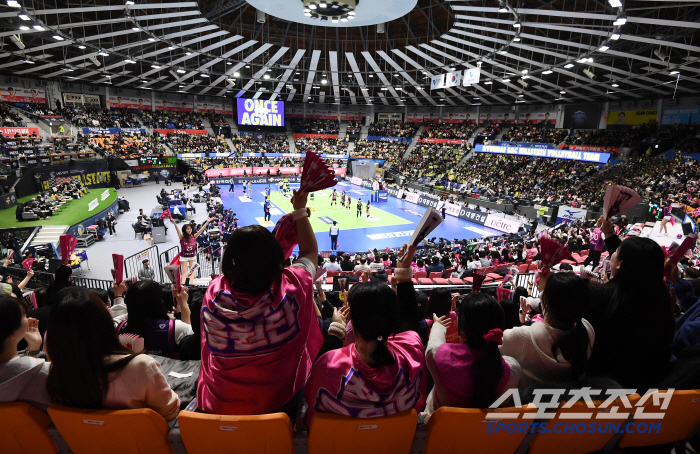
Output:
[
  {"left": 339, "top": 121, "right": 348, "bottom": 139},
  {"left": 225, "top": 138, "right": 236, "bottom": 153},
  {"left": 457, "top": 149, "right": 475, "bottom": 167},
  {"left": 30, "top": 225, "right": 69, "bottom": 249},
  {"left": 402, "top": 125, "right": 425, "bottom": 159},
  {"left": 287, "top": 129, "right": 296, "bottom": 152},
  {"left": 360, "top": 125, "right": 369, "bottom": 140},
  {"left": 225, "top": 117, "right": 239, "bottom": 136}
]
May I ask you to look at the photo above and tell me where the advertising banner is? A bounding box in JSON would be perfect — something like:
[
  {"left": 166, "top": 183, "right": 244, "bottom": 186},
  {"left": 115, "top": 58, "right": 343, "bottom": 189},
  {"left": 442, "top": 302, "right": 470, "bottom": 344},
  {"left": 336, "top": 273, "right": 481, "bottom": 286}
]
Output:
[
  {"left": 660, "top": 108, "right": 700, "bottom": 126},
  {"left": 0, "top": 127, "right": 40, "bottom": 136},
  {"left": 35, "top": 162, "right": 110, "bottom": 192},
  {"left": 205, "top": 167, "right": 346, "bottom": 178},
  {"left": 498, "top": 142, "right": 554, "bottom": 149},
  {"left": 484, "top": 214, "right": 522, "bottom": 233},
  {"left": 441, "top": 112, "right": 473, "bottom": 124},
  {"left": 154, "top": 99, "right": 193, "bottom": 112},
  {"left": 128, "top": 163, "right": 176, "bottom": 182},
  {"left": 417, "top": 194, "right": 440, "bottom": 209},
  {"left": 558, "top": 144, "right": 619, "bottom": 153},
  {"left": 475, "top": 144, "right": 611, "bottom": 164},
  {"left": 479, "top": 112, "right": 514, "bottom": 125},
  {"left": 82, "top": 128, "right": 146, "bottom": 135},
  {"left": 195, "top": 102, "right": 223, "bottom": 113},
  {"left": 419, "top": 138, "right": 465, "bottom": 144},
  {"left": 237, "top": 99, "right": 284, "bottom": 126},
  {"left": 463, "top": 68, "right": 481, "bottom": 85},
  {"left": 108, "top": 96, "right": 152, "bottom": 110},
  {"left": 405, "top": 113, "right": 424, "bottom": 123},
  {"left": 458, "top": 207, "right": 488, "bottom": 225},
  {"left": 154, "top": 129, "right": 208, "bottom": 135},
  {"left": 517, "top": 111, "right": 558, "bottom": 126},
  {"left": 563, "top": 104, "right": 601, "bottom": 129},
  {"left": 404, "top": 192, "right": 420, "bottom": 204},
  {"left": 0, "top": 86, "right": 46, "bottom": 103},
  {"left": 292, "top": 133, "right": 339, "bottom": 140},
  {"left": 607, "top": 110, "right": 657, "bottom": 126},
  {"left": 308, "top": 109, "right": 338, "bottom": 120},
  {"left": 285, "top": 106, "right": 304, "bottom": 119},
  {"left": 377, "top": 113, "right": 403, "bottom": 122},
  {"left": 340, "top": 111, "right": 363, "bottom": 121},
  {"left": 351, "top": 176, "right": 363, "bottom": 186},
  {"left": 557, "top": 205, "right": 588, "bottom": 223}
]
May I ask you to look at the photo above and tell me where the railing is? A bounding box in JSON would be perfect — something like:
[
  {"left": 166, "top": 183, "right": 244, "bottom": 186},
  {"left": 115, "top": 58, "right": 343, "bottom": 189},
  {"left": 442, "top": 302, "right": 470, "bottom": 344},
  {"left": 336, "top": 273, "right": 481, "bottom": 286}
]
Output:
[
  {"left": 158, "top": 245, "right": 180, "bottom": 282},
  {"left": 125, "top": 245, "right": 164, "bottom": 283},
  {"left": 72, "top": 276, "right": 114, "bottom": 292}
]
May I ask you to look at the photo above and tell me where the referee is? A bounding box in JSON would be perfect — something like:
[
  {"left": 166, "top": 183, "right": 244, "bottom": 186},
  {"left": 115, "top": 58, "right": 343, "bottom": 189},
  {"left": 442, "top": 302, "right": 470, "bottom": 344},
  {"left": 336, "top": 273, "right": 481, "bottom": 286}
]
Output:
[{"left": 329, "top": 221, "right": 339, "bottom": 251}]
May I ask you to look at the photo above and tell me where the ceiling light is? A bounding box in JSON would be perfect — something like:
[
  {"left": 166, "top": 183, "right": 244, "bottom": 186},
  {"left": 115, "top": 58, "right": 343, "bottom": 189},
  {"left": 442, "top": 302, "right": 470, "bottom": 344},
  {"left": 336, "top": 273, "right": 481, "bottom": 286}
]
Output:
[
  {"left": 513, "top": 21, "right": 521, "bottom": 28},
  {"left": 263, "top": 74, "right": 270, "bottom": 79},
  {"left": 369, "top": 74, "right": 374, "bottom": 77},
  {"left": 484, "top": 81, "right": 493, "bottom": 85},
  {"left": 611, "top": 83, "right": 619, "bottom": 87},
  {"left": 33, "top": 25, "right": 45, "bottom": 31},
  {"left": 521, "top": 69, "right": 528, "bottom": 74},
  {"left": 522, "top": 75, "right": 530, "bottom": 79},
  {"left": 499, "top": 50, "right": 508, "bottom": 55},
  {"left": 309, "top": 3, "right": 317, "bottom": 9},
  {"left": 502, "top": 78, "right": 511, "bottom": 82},
  {"left": 64, "top": 67, "right": 74, "bottom": 72},
  {"left": 610, "top": 33, "right": 620, "bottom": 40},
  {"left": 18, "top": 13, "right": 30, "bottom": 20},
  {"left": 245, "top": 65, "right": 250, "bottom": 68},
  {"left": 598, "top": 45, "right": 609, "bottom": 52},
  {"left": 176, "top": 68, "right": 186, "bottom": 73},
  {"left": 168, "top": 46, "right": 175, "bottom": 50},
  {"left": 233, "top": 71, "right": 240, "bottom": 77},
  {"left": 98, "top": 51, "right": 109, "bottom": 56},
  {"left": 19, "top": 25, "right": 29, "bottom": 30},
  {"left": 542, "top": 70, "right": 553, "bottom": 74},
  {"left": 513, "top": 37, "right": 521, "bottom": 42},
  {"left": 498, "top": 6, "right": 509, "bottom": 13},
  {"left": 78, "top": 45, "right": 86, "bottom": 49},
  {"left": 321, "top": 79, "right": 327, "bottom": 84},
  {"left": 201, "top": 73, "right": 208, "bottom": 77},
  {"left": 148, "top": 38, "right": 155, "bottom": 42},
  {"left": 23, "top": 57, "right": 34, "bottom": 64},
  {"left": 185, "top": 52, "right": 191, "bottom": 55},
  {"left": 124, "top": 58, "right": 136, "bottom": 64},
  {"left": 560, "top": 90, "right": 566, "bottom": 94},
  {"left": 564, "top": 63, "right": 575, "bottom": 68},
  {"left": 613, "top": 13, "right": 627, "bottom": 26},
  {"left": 608, "top": 0, "right": 622, "bottom": 7},
  {"left": 151, "top": 64, "right": 161, "bottom": 69},
  {"left": 670, "top": 70, "right": 680, "bottom": 75},
  {"left": 7, "top": 0, "right": 21, "bottom": 7},
  {"left": 132, "top": 27, "right": 140, "bottom": 31},
  {"left": 125, "top": 0, "right": 135, "bottom": 4}
]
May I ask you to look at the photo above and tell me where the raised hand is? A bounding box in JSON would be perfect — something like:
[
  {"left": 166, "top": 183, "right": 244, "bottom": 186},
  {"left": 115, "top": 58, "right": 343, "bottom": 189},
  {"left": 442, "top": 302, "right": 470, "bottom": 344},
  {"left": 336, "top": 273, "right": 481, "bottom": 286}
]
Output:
[{"left": 24, "top": 318, "right": 42, "bottom": 351}]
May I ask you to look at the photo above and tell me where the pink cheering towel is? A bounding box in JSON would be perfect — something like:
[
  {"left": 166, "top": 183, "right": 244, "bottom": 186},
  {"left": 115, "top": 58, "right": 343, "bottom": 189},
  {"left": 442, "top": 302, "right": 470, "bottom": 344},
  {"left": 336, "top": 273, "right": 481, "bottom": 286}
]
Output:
[
  {"left": 603, "top": 185, "right": 642, "bottom": 220},
  {"left": 472, "top": 269, "right": 487, "bottom": 294},
  {"left": 59, "top": 235, "right": 78, "bottom": 266},
  {"left": 298, "top": 151, "right": 338, "bottom": 194},
  {"left": 539, "top": 235, "right": 571, "bottom": 274}
]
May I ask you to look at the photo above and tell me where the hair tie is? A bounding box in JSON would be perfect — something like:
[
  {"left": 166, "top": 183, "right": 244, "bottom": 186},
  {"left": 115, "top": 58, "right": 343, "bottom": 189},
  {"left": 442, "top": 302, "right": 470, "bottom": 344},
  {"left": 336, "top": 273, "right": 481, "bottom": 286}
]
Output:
[
  {"left": 482, "top": 328, "right": 503, "bottom": 345},
  {"left": 377, "top": 336, "right": 383, "bottom": 342}
]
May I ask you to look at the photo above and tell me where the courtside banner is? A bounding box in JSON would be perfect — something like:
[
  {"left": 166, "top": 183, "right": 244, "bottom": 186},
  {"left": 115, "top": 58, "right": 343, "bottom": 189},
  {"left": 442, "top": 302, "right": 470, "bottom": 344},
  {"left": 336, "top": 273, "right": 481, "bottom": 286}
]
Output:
[
  {"left": 458, "top": 207, "right": 488, "bottom": 225},
  {"left": 154, "top": 129, "right": 208, "bottom": 135},
  {"left": 205, "top": 167, "right": 346, "bottom": 178},
  {"left": 475, "top": 144, "right": 611, "bottom": 164},
  {"left": 417, "top": 194, "right": 440, "bottom": 209},
  {"left": 497, "top": 142, "right": 554, "bottom": 149},
  {"left": 484, "top": 214, "right": 521, "bottom": 233}
]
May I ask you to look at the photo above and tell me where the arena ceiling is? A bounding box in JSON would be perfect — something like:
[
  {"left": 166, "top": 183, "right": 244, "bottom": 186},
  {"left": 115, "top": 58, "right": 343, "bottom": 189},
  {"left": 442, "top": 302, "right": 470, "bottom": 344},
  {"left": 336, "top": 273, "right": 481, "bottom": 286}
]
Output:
[{"left": 1, "top": 0, "right": 699, "bottom": 106}]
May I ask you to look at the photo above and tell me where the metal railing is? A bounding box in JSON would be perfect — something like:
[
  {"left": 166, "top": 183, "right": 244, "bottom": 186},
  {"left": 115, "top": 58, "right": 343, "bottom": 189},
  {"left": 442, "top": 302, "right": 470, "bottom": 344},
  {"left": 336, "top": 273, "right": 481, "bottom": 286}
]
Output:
[{"left": 124, "top": 245, "right": 163, "bottom": 282}]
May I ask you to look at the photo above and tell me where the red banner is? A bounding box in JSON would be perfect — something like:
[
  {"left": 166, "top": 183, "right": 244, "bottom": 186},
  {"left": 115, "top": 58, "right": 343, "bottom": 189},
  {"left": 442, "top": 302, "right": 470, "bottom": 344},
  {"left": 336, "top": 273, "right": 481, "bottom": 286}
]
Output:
[
  {"left": 0, "top": 127, "right": 41, "bottom": 136},
  {"left": 0, "top": 87, "right": 46, "bottom": 104},
  {"left": 292, "top": 134, "right": 339, "bottom": 140},
  {"left": 154, "top": 129, "right": 208, "bottom": 135},
  {"left": 205, "top": 166, "right": 346, "bottom": 178},
  {"left": 558, "top": 144, "right": 620, "bottom": 153},
  {"left": 418, "top": 138, "right": 466, "bottom": 144}
]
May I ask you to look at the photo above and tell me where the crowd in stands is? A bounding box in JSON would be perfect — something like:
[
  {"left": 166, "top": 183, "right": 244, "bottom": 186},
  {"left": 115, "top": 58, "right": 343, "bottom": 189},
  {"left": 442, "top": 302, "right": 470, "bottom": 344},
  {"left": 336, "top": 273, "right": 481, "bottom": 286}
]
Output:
[
  {"left": 162, "top": 132, "right": 229, "bottom": 155},
  {"left": 501, "top": 124, "right": 567, "bottom": 145},
  {"left": 562, "top": 126, "right": 654, "bottom": 148},
  {"left": 395, "top": 142, "right": 472, "bottom": 180},
  {"left": 291, "top": 119, "right": 339, "bottom": 134},
  {"left": 18, "top": 102, "right": 60, "bottom": 118},
  {"left": 654, "top": 124, "right": 700, "bottom": 155},
  {"left": 234, "top": 133, "right": 288, "bottom": 154},
  {"left": 16, "top": 179, "right": 87, "bottom": 219},
  {"left": 421, "top": 120, "right": 476, "bottom": 140},
  {"left": 142, "top": 111, "right": 205, "bottom": 130},
  {"left": 294, "top": 137, "right": 348, "bottom": 155},
  {"left": 82, "top": 131, "right": 167, "bottom": 158},
  {"left": 352, "top": 138, "right": 410, "bottom": 162},
  {"left": 367, "top": 121, "right": 418, "bottom": 138},
  {"left": 63, "top": 106, "right": 141, "bottom": 129},
  {"left": 0, "top": 103, "right": 25, "bottom": 127},
  {"left": 347, "top": 120, "right": 362, "bottom": 133}
]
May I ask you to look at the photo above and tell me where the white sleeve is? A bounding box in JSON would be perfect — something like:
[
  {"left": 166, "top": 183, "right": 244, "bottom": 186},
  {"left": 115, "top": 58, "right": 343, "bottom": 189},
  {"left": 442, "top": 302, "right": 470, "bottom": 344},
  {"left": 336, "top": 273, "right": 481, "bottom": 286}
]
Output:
[
  {"left": 291, "top": 256, "right": 316, "bottom": 277},
  {"left": 110, "top": 296, "right": 128, "bottom": 325},
  {"left": 174, "top": 320, "right": 195, "bottom": 344}
]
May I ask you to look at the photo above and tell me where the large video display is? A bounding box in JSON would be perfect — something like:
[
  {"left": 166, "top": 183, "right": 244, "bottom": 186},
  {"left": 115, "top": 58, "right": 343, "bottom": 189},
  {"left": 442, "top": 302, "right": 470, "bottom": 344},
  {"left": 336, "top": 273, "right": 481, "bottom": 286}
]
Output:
[{"left": 237, "top": 99, "right": 285, "bottom": 127}]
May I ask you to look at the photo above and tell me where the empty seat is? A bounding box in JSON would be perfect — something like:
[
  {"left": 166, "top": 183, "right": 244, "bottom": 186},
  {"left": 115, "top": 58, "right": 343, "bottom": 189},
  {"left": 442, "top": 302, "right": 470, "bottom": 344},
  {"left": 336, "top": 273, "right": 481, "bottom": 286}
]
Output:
[
  {"left": 0, "top": 402, "right": 58, "bottom": 454},
  {"left": 47, "top": 405, "right": 173, "bottom": 454},
  {"left": 178, "top": 411, "right": 293, "bottom": 454},
  {"left": 308, "top": 409, "right": 417, "bottom": 454}
]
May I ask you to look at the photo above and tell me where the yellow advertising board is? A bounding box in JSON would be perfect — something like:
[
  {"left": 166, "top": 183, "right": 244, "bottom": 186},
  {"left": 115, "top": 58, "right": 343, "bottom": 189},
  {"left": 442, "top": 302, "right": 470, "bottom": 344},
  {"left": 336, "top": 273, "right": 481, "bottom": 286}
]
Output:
[{"left": 607, "top": 110, "right": 657, "bottom": 126}]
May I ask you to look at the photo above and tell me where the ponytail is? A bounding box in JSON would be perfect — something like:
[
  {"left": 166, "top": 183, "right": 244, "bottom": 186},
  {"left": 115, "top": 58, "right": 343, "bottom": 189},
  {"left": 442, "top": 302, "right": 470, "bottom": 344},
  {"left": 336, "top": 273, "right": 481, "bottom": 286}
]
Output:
[
  {"left": 371, "top": 338, "right": 396, "bottom": 368},
  {"left": 552, "top": 319, "right": 590, "bottom": 380},
  {"left": 473, "top": 341, "right": 504, "bottom": 408},
  {"left": 348, "top": 282, "right": 399, "bottom": 368}
]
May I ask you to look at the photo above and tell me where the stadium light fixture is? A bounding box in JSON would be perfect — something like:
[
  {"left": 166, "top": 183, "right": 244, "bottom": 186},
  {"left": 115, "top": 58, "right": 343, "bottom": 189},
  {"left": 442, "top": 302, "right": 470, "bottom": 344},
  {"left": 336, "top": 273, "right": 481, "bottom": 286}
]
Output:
[
  {"left": 599, "top": 45, "right": 610, "bottom": 52},
  {"left": 263, "top": 74, "right": 270, "bottom": 79},
  {"left": 610, "top": 33, "right": 620, "bottom": 40},
  {"left": 560, "top": 90, "right": 566, "bottom": 94},
  {"left": 513, "top": 21, "right": 522, "bottom": 28},
  {"left": 611, "top": 83, "right": 619, "bottom": 87},
  {"left": 542, "top": 70, "right": 553, "bottom": 74},
  {"left": 98, "top": 51, "right": 109, "bottom": 56},
  {"left": 564, "top": 63, "right": 574, "bottom": 68},
  {"left": 608, "top": 0, "right": 622, "bottom": 8},
  {"left": 7, "top": 0, "right": 21, "bottom": 7},
  {"left": 233, "top": 72, "right": 240, "bottom": 77},
  {"left": 669, "top": 70, "right": 680, "bottom": 75},
  {"left": 18, "top": 13, "right": 30, "bottom": 20},
  {"left": 124, "top": 58, "right": 136, "bottom": 64},
  {"left": 33, "top": 24, "right": 45, "bottom": 31},
  {"left": 78, "top": 45, "right": 86, "bottom": 49},
  {"left": 19, "top": 25, "right": 29, "bottom": 30}
]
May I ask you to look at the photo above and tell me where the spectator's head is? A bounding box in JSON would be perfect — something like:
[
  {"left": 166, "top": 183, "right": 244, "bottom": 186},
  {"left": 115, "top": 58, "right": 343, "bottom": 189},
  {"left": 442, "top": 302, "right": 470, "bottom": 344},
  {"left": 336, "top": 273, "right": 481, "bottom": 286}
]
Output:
[
  {"left": 540, "top": 272, "right": 591, "bottom": 379},
  {"left": 46, "top": 287, "right": 135, "bottom": 409},
  {"left": 222, "top": 225, "right": 284, "bottom": 294},
  {"left": 0, "top": 296, "right": 26, "bottom": 356},
  {"left": 685, "top": 267, "right": 700, "bottom": 279},
  {"left": 360, "top": 257, "right": 367, "bottom": 265},
  {"left": 89, "top": 288, "right": 110, "bottom": 308},
  {"left": 347, "top": 282, "right": 399, "bottom": 367},
  {"left": 142, "top": 259, "right": 150, "bottom": 268},
  {"left": 417, "top": 259, "right": 425, "bottom": 268},
  {"left": 458, "top": 293, "right": 505, "bottom": 407},
  {"left": 382, "top": 253, "right": 389, "bottom": 261},
  {"left": 432, "top": 256, "right": 439, "bottom": 265},
  {"left": 425, "top": 288, "right": 452, "bottom": 319},
  {"left": 122, "top": 280, "right": 168, "bottom": 336},
  {"left": 329, "top": 255, "right": 337, "bottom": 263}
]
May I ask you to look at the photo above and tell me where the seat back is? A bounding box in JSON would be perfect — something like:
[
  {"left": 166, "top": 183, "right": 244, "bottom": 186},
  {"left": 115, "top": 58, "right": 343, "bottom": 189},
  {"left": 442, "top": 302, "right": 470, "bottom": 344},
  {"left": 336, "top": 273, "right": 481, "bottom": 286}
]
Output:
[
  {"left": 0, "top": 402, "right": 58, "bottom": 454},
  {"left": 414, "top": 271, "right": 427, "bottom": 278},
  {"left": 618, "top": 389, "right": 700, "bottom": 448},
  {"left": 47, "top": 405, "right": 173, "bottom": 454},
  {"left": 429, "top": 272, "right": 442, "bottom": 279},
  {"left": 178, "top": 411, "right": 293, "bottom": 454},
  {"left": 308, "top": 409, "right": 417, "bottom": 454},
  {"left": 424, "top": 406, "right": 536, "bottom": 454},
  {"left": 527, "top": 394, "right": 640, "bottom": 454},
  {"left": 327, "top": 270, "right": 340, "bottom": 277}
]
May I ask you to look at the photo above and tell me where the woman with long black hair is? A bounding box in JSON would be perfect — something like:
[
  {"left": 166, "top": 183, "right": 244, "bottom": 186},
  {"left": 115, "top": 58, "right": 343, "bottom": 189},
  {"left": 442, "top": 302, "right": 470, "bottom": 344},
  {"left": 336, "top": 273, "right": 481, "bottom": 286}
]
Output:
[
  {"left": 421, "top": 294, "right": 521, "bottom": 422},
  {"left": 500, "top": 272, "right": 594, "bottom": 386},
  {"left": 46, "top": 288, "right": 179, "bottom": 420},
  {"left": 585, "top": 216, "right": 675, "bottom": 389}
]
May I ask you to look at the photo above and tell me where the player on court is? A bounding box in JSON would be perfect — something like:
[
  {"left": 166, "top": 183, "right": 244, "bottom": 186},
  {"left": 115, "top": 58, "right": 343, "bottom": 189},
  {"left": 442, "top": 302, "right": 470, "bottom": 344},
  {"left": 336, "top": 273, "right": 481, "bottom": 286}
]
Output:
[
  {"left": 356, "top": 198, "right": 363, "bottom": 218},
  {"left": 263, "top": 198, "right": 271, "bottom": 222},
  {"left": 329, "top": 188, "right": 337, "bottom": 207},
  {"left": 346, "top": 193, "right": 352, "bottom": 213},
  {"left": 365, "top": 200, "right": 371, "bottom": 222},
  {"left": 228, "top": 177, "right": 234, "bottom": 192},
  {"left": 247, "top": 181, "right": 252, "bottom": 197},
  {"left": 340, "top": 190, "right": 346, "bottom": 209}
]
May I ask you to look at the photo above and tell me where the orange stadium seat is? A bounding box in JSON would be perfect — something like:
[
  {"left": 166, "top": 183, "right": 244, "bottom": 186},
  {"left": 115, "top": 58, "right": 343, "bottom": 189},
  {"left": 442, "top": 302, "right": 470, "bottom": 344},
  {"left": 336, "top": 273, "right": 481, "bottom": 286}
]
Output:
[{"left": 0, "top": 402, "right": 58, "bottom": 454}]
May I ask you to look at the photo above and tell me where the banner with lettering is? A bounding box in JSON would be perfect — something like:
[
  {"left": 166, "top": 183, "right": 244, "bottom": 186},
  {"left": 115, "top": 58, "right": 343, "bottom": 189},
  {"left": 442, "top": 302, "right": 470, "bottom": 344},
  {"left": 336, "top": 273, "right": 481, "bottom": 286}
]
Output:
[
  {"left": 517, "top": 111, "right": 558, "bottom": 126},
  {"left": 308, "top": 109, "right": 338, "bottom": 120},
  {"left": 418, "top": 138, "right": 465, "bottom": 144},
  {"left": 154, "top": 99, "right": 193, "bottom": 112},
  {"left": 0, "top": 86, "right": 46, "bottom": 103},
  {"left": 108, "top": 95, "right": 152, "bottom": 110},
  {"left": 195, "top": 102, "right": 224, "bottom": 113},
  {"left": 476, "top": 144, "right": 611, "bottom": 164},
  {"left": 285, "top": 105, "right": 304, "bottom": 119},
  {"left": 441, "top": 112, "right": 473, "bottom": 124},
  {"left": 154, "top": 129, "right": 208, "bottom": 135},
  {"left": 205, "top": 167, "right": 346, "bottom": 178},
  {"left": 292, "top": 133, "right": 339, "bottom": 140},
  {"left": 340, "top": 111, "right": 364, "bottom": 120},
  {"left": 558, "top": 144, "right": 619, "bottom": 153},
  {"left": 607, "top": 110, "right": 657, "bottom": 126},
  {"left": 0, "top": 127, "right": 40, "bottom": 136},
  {"left": 405, "top": 113, "right": 424, "bottom": 123}
]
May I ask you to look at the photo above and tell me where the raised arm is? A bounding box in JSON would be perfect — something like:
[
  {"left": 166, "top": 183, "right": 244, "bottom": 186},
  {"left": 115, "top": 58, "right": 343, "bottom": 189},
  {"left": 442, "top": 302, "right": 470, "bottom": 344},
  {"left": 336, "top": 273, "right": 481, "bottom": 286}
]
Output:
[
  {"left": 170, "top": 218, "right": 183, "bottom": 241},
  {"left": 394, "top": 244, "right": 420, "bottom": 335},
  {"left": 292, "top": 190, "right": 318, "bottom": 264},
  {"left": 194, "top": 218, "right": 214, "bottom": 238}
]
